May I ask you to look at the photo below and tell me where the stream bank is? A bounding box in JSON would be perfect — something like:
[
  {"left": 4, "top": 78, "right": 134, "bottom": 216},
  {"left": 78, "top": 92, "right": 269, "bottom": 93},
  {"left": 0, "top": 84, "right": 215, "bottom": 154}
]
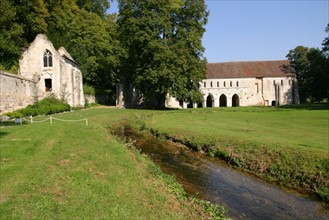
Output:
[{"left": 112, "top": 122, "right": 329, "bottom": 219}]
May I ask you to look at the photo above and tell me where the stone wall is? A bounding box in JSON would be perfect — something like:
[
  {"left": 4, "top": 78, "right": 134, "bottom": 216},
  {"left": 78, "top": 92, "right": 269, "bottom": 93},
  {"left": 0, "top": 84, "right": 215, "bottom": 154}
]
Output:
[{"left": 0, "top": 71, "right": 34, "bottom": 114}]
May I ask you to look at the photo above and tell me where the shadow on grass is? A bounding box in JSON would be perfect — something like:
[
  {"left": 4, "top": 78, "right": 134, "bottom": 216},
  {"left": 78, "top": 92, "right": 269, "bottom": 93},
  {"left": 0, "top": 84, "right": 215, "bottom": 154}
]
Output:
[
  {"left": 0, "top": 131, "right": 10, "bottom": 138},
  {"left": 278, "top": 103, "right": 329, "bottom": 110}
]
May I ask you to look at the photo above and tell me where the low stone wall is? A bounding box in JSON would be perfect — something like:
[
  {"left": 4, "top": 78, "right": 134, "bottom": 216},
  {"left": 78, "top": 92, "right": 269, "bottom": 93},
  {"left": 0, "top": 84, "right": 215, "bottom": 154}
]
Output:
[{"left": 0, "top": 71, "right": 34, "bottom": 114}]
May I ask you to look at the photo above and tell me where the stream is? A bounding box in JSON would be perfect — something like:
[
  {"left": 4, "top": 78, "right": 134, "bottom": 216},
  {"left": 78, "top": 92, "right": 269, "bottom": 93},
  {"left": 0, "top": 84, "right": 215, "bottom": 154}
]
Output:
[{"left": 114, "top": 125, "right": 329, "bottom": 220}]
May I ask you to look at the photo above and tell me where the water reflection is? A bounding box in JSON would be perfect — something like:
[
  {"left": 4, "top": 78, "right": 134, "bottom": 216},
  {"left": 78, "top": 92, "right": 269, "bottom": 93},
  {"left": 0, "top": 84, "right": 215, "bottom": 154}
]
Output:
[{"left": 116, "top": 126, "right": 329, "bottom": 220}]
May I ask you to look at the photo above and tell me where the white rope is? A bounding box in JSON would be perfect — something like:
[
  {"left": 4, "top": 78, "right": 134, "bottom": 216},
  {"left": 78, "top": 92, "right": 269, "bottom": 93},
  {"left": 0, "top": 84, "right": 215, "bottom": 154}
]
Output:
[
  {"left": 52, "top": 117, "right": 86, "bottom": 122},
  {"left": 17, "top": 116, "right": 88, "bottom": 125},
  {"left": 32, "top": 118, "right": 51, "bottom": 123}
]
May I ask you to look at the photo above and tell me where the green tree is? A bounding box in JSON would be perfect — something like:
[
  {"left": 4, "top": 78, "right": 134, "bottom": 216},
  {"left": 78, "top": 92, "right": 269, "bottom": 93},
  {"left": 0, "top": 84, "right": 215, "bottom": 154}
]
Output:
[
  {"left": 66, "top": 10, "right": 121, "bottom": 90},
  {"left": 75, "top": 0, "right": 111, "bottom": 17},
  {"left": 0, "top": 0, "right": 24, "bottom": 70},
  {"left": 118, "top": 0, "right": 208, "bottom": 109},
  {"left": 287, "top": 46, "right": 328, "bottom": 102}
]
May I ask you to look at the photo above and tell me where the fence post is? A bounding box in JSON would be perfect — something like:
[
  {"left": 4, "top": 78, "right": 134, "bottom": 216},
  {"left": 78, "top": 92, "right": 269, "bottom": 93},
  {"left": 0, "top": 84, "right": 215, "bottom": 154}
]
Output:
[
  {"left": 50, "top": 117, "right": 53, "bottom": 125},
  {"left": 86, "top": 118, "right": 88, "bottom": 126},
  {"left": 20, "top": 117, "right": 22, "bottom": 125},
  {"left": 30, "top": 115, "right": 33, "bottom": 124}
]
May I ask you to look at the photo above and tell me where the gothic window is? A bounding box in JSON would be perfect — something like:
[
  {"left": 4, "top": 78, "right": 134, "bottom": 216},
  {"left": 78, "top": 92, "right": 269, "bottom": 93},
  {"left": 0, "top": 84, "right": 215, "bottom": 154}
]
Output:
[
  {"left": 43, "top": 50, "right": 53, "bottom": 67},
  {"left": 210, "top": 81, "right": 213, "bottom": 87},
  {"left": 204, "top": 82, "right": 206, "bottom": 87},
  {"left": 224, "top": 81, "right": 226, "bottom": 87},
  {"left": 217, "top": 81, "right": 219, "bottom": 87},
  {"left": 236, "top": 81, "right": 239, "bottom": 87}
]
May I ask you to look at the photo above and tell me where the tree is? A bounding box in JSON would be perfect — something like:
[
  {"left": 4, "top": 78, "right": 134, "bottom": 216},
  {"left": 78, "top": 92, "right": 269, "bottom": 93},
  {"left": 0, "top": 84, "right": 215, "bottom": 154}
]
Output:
[
  {"left": 117, "top": 0, "right": 208, "bottom": 109},
  {"left": 75, "top": 0, "right": 111, "bottom": 17},
  {"left": 286, "top": 46, "right": 328, "bottom": 102},
  {"left": 66, "top": 10, "right": 121, "bottom": 90},
  {"left": 0, "top": 0, "right": 24, "bottom": 70}
]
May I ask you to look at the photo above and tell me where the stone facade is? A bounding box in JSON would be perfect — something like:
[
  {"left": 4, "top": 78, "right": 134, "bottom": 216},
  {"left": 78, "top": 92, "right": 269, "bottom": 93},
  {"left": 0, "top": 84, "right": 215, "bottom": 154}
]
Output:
[{"left": 0, "top": 34, "right": 85, "bottom": 114}]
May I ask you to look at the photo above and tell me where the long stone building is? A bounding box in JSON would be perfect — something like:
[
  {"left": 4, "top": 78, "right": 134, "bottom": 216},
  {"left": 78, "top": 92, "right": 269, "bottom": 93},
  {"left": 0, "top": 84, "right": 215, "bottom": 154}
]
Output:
[
  {"left": 197, "top": 60, "right": 299, "bottom": 108},
  {"left": 0, "top": 34, "right": 84, "bottom": 114},
  {"left": 118, "top": 60, "right": 299, "bottom": 108}
]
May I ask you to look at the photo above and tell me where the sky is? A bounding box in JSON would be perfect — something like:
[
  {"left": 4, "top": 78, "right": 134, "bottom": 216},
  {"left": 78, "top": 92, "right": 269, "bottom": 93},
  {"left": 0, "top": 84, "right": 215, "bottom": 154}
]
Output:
[{"left": 107, "top": 0, "right": 329, "bottom": 63}]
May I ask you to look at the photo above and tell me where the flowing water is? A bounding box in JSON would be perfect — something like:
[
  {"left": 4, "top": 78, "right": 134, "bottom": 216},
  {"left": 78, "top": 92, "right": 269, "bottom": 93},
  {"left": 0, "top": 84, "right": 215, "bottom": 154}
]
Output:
[{"left": 114, "top": 125, "right": 329, "bottom": 220}]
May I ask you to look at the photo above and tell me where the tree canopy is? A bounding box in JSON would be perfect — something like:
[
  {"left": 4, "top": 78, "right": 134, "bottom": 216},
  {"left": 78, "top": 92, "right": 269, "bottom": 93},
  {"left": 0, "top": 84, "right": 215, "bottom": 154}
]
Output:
[
  {"left": 117, "top": 0, "right": 208, "bottom": 108},
  {"left": 286, "top": 25, "right": 329, "bottom": 103}
]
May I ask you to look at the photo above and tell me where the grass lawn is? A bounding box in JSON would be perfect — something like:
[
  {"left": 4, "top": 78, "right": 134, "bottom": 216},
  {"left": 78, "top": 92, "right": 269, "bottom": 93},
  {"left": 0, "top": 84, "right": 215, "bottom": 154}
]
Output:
[
  {"left": 0, "top": 108, "right": 222, "bottom": 219},
  {"left": 140, "top": 105, "right": 329, "bottom": 201}
]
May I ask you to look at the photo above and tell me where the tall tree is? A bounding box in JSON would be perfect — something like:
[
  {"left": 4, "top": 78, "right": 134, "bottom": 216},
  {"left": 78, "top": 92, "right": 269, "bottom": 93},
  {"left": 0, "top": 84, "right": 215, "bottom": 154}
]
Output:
[
  {"left": 66, "top": 10, "right": 121, "bottom": 90},
  {"left": 75, "top": 0, "right": 111, "bottom": 17},
  {"left": 287, "top": 46, "right": 328, "bottom": 102},
  {"left": 118, "top": 0, "right": 208, "bottom": 108},
  {"left": 0, "top": 0, "right": 24, "bottom": 69}
]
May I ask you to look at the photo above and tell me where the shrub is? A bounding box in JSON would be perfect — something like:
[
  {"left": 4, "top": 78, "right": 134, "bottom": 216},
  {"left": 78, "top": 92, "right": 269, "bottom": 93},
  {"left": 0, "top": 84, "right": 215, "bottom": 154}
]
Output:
[
  {"left": 83, "top": 84, "right": 96, "bottom": 95},
  {"left": 4, "top": 97, "right": 70, "bottom": 118}
]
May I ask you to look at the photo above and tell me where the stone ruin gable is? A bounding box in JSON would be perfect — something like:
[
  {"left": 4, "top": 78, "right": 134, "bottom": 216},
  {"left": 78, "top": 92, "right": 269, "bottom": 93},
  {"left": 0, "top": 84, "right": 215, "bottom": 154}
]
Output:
[
  {"left": 0, "top": 71, "right": 34, "bottom": 114},
  {"left": 18, "top": 34, "right": 84, "bottom": 107}
]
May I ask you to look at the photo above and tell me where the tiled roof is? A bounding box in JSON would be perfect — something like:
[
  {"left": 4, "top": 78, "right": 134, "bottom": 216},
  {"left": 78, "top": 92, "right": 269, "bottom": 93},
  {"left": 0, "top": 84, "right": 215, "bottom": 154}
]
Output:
[{"left": 207, "top": 60, "right": 294, "bottom": 79}]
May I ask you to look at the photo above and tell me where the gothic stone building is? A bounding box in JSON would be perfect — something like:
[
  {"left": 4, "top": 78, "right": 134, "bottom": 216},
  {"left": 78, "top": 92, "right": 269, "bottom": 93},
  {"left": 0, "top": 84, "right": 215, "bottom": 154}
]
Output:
[
  {"left": 19, "top": 34, "right": 84, "bottom": 107},
  {"left": 162, "top": 60, "right": 298, "bottom": 108}
]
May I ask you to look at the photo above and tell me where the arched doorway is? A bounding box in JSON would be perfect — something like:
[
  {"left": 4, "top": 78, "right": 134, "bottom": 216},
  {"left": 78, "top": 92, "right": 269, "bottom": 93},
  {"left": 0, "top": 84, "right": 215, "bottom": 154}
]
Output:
[
  {"left": 232, "top": 94, "right": 239, "bottom": 107},
  {"left": 206, "top": 94, "right": 213, "bottom": 107},
  {"left": 187, "top": 102, "right": 193, "bottom": 108},
  {"left": 219, "top": 94, "right": 227, "bottom": 107},
  {"left": 197, "top": 102, "right": 203, "bottom": 108},
  {"left": 271, "top": 100, "right": 276, "bottom": 106}
]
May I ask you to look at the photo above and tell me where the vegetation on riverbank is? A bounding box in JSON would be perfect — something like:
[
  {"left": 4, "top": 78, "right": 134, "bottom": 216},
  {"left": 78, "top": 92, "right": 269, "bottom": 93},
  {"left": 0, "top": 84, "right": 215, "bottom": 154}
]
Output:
[
  {"left": 136, "top": 104, "right": 329, "bottom": 202},
  {"left": 0, "top": 108, "right": 227, "bottom": 219}
]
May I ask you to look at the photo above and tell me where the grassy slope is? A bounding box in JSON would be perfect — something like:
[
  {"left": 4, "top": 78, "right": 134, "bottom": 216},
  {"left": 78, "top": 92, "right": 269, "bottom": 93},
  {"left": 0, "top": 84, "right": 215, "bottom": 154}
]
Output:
[
  {"left": 142, "top": 106, "right": 329, "bottom": 200},
  {"left": 0, "top": 108, "right": 218, "bottom": 219}
]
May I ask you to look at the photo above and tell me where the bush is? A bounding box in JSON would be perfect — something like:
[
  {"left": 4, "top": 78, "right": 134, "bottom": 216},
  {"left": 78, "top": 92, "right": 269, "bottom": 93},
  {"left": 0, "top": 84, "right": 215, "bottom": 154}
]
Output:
[
  {"left": 4, "top": 97, "right": 70, "bottom": 118},
  {"left": 83, "top": 84, "right": 96, "bottom": 95}
]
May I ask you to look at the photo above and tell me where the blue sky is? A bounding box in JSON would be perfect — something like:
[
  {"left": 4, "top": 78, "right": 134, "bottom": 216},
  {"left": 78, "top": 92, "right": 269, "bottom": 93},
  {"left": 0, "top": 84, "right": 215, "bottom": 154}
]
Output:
[{"left": 107, "top": 0, "right": 328, "bottom": 63}]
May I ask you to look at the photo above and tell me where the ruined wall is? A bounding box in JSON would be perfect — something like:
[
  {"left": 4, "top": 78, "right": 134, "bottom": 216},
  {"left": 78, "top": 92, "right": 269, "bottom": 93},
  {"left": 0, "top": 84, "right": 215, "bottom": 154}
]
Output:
[{"left": 0, "top": 71, "right": 34, "bottom": 114}]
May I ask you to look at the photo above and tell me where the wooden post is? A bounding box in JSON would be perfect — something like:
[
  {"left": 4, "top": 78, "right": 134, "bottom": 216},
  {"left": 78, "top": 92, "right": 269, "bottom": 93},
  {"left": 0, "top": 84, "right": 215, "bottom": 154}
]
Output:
[
  {"left": 30, "top": 115, "right": 33, "bottom": 124},
  {"left": 50, "top": 117, "right": 53, "bottom": 125},
  {"left": 86, "top": 118, "right": 88, "bottom": 126}
]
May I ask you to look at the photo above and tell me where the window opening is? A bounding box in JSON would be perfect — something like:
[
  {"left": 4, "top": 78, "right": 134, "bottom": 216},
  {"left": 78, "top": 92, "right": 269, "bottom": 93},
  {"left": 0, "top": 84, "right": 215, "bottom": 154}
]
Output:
[{"left": 43, "top": 50, "right": 53, "bottom": 67}]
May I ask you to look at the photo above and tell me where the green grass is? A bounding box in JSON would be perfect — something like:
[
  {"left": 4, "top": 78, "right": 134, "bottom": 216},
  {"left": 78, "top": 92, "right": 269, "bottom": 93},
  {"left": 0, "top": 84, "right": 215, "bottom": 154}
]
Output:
[
  {"left": 140, "top": 105, "right": 329, "bottom": 201},
  {"left": 1, "top": 104, "right": 328, "bottom": 219},
  {"left": 0, "top": 108, "right": 224, "bottom": 219}
]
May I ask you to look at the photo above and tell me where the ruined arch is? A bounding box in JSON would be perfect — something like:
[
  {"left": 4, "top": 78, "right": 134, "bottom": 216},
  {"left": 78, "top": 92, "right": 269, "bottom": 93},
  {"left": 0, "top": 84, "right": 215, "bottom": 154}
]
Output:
[
  {"left": 271, "top": 100, "right": 276, "bottom": 106},
  {"left": 232, "top": 94, "right": 240, "bottom": 107},
  {"left": 219, "top": 94, "right": 227, "bottom": 107},
  {"left": 206, "top": 94, "right": 214, "bottom": 107}
]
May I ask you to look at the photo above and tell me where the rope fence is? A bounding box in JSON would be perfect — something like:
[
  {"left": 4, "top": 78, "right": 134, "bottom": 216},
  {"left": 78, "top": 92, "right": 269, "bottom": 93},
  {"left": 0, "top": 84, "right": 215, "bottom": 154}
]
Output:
[{"left": 19, "top": 116, "right": 88, "bottom": 126}]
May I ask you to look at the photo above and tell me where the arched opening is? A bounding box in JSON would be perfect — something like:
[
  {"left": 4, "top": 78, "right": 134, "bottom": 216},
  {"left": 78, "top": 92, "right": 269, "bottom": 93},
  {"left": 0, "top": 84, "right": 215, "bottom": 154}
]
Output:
[
  {"left": 232, "top": 94, "right": 239, "bottom": 107},
  {"left": 197, "top": 102, "right": 203, "bottom": 108},
  {"left": 187, "top": 102, "right": 193, "bottom": 108},
  {"left": 219, "top": 94, "right": 227, "bottom": 107},
  {"left": 271, "top": 100, "right": 276, "bottom": 106},
  {"left": 206, "top": 94, "right": 213, "bottom": 107},
  {"left": 43, "top": 49, "right": 53, "bottom": 67}
]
